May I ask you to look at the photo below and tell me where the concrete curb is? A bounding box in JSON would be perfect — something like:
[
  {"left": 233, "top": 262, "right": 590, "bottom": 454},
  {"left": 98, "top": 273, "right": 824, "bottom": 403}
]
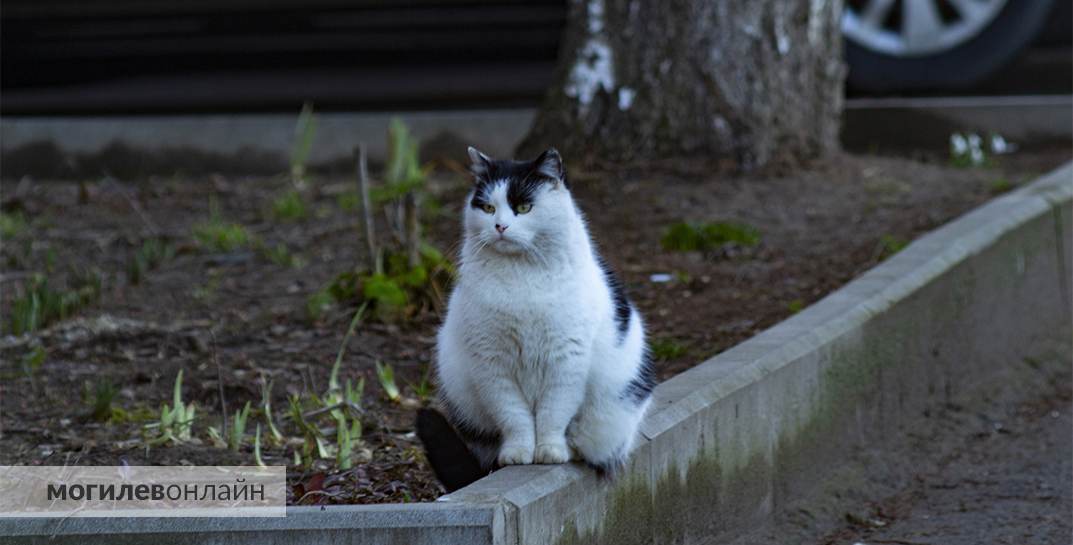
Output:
[
  {"left": 2, "top": 163, "right": 1070, "bottom": 544},
  {"left": 3, "top": 96, "right": 1068, "bottom": 178}
]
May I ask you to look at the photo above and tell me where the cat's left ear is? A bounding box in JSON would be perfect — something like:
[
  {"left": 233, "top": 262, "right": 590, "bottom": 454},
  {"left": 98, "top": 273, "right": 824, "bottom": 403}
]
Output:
[
  {"left": 467, "top": 146, "right": 493, "bottom": 180},
  {"left": 533, "top": 148, "right": 564, "bottom": 182}
]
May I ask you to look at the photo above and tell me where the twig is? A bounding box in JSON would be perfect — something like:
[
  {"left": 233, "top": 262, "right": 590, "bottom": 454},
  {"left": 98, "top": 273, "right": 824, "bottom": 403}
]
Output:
[
  {"left": 404, "top": 192, "right": 421, "bottom": 268},
  {"left": 302, "top": 401, "right": 366, "bottom": 420},
  {"left": 333, "top": 302, "right": 368, "bottom": 373},
  {"left": 354, "top": 144, "right": 380, "bottom": 273},
  {"left": 102, "top": 177, "right": 159, "bottom": 236},
  {"left": 210, "top": 329, "right": 228, "bottom": 434},
  {"left": 869, "top": 540, "right": 933, "bottom": 545},
  {"left": 296, "top": 489, "right": 345, "bottom": 505}
]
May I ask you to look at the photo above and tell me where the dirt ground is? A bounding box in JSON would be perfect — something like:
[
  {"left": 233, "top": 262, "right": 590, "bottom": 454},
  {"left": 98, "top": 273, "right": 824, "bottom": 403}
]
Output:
[
  {"left": 729, "top": 339, "right": 1072, "bottom": 545},
  {"left": 1, "top": 145, "right": 1069, "bottom": 504}
]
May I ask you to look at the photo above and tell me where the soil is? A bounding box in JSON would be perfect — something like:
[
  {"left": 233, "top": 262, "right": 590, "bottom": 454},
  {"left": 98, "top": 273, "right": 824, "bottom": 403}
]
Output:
[
  {"left": 1, "top": 146, "right": 1069, "bottom": 505},
  {"left": 728, "top": 338, "right": 1072, "bottom": 545}
]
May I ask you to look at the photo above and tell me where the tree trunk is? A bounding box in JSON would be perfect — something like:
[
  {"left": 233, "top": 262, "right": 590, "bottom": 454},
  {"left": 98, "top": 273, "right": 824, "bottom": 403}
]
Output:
[{"left": 518, "top": 0, "right": 846, "bottom": 170}]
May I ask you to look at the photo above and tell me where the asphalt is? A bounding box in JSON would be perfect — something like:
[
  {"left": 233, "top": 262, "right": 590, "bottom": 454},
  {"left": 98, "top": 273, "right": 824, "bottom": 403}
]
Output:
[{"left": 729, "top": 339, "right": 1073, "bottom": 545}]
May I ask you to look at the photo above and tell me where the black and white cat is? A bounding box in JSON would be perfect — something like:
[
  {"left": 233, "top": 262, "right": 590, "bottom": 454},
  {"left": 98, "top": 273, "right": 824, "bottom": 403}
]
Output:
[{"left": 417, "top": 147, "right": 655, "bottom": 491}]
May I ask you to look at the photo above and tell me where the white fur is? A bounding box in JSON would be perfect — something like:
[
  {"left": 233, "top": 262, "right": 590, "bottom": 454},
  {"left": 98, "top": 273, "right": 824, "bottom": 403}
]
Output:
[{"left": 435, "top": 157, "right": 651, "bottom": 470}]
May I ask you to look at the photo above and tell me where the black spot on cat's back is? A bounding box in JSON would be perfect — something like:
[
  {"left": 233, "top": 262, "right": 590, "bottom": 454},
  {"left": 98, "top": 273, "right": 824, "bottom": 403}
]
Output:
[
  {"left": 595, "top": 253, "right": 632, "bottom": 344},
  {"left": 623, "top": 351, "right": 657, "bottom": 405}
]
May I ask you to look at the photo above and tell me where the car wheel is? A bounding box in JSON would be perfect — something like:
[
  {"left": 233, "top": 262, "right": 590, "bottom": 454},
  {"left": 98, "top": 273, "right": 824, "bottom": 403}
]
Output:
[{"left": 842, "top": 0, "right": 1055, "bottom": 92}]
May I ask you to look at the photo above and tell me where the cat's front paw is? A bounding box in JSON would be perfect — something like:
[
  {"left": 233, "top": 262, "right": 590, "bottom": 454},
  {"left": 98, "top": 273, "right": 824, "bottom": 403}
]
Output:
[
  {"left": 534, "top": 442, "right": 570, "bottom": 464},
  {"left": 498, "top": 444, "right": 534, "bottom": 465}
]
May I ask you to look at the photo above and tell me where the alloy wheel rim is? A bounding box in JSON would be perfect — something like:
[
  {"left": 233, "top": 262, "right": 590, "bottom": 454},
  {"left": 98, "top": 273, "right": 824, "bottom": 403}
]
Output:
[{"left": 842, "top": 0, "right": 1008, "bottom": 57}]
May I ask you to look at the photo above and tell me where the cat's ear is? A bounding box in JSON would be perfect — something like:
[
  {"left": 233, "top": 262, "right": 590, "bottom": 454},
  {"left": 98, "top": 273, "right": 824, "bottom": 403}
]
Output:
[
  {"left": 467, "top": 146, "right": 493, "bottom": 180},
  {"left": 533, "top": 148, "right": 564, "bottom": 181}
]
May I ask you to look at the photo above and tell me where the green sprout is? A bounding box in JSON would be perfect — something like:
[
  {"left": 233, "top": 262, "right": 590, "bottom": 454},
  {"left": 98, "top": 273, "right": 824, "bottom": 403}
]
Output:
[
  {"left": 650, "top": 338, "right": 688, "bottom": 361},
  {"left": 376, "top": 361, "right": 400, "bottom": 403},
  {"left": 193, "top": 197, "right": 251, "bottom": 252},
  {"left": 0, "top": 211, "right": 27, "bottom": 239},
  {"left": 291, "top": 102, "right": 318, "bottom": 185},
  {"left": 144, "top": 370, "right": 197, "bottom": 445},
  {"left": 661, "top": 221, "right": 760, "bottom": 252},
  {"left": 8, "top": 271, "right": 102, "bottom": 336},
  {"left": 271, "top": 190, "right": 309, "bottom": 222},
  {"left": 407, "top": 367, "right": 434, "bottom": 403},
  {"left": 229, "top": 401, "right": 252, "bottom": 452},
  {"left": 253, "top": 424, "right": 267, "bottom": 468},
  {"left": 89, "top": 381, "right": 119, "bottom": 422},
  {"left": 877, "top": 234, "right": 908, "bottom": 260},
  {"left": 128, "top": 237, "right": 176, "bottom": 285}
]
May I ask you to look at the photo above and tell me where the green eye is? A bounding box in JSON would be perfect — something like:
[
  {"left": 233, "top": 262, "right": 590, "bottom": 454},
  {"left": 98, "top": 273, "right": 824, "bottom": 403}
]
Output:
[
  {"left": 516, "top": 203, "right": 532, "bottom": 214},
  {"left": 481, "top": 203, "right": 496, "bottom": 214}
]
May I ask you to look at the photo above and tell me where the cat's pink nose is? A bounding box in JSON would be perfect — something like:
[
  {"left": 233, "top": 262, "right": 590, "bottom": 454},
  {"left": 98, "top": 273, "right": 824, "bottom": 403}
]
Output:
[{"left": 495, "top": 224, "right": 508, "bottom": 234}]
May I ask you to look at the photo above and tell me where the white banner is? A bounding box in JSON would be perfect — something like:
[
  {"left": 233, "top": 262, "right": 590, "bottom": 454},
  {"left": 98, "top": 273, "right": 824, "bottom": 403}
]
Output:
[{"left": 0, "top": 466, "right": 286, "bottom": 517}]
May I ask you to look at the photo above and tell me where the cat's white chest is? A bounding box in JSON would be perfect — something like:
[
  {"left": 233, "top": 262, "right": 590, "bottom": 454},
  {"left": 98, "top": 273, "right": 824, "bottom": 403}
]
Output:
[{"left": 461, "top": 273, "right": 593, "bottom": 367}]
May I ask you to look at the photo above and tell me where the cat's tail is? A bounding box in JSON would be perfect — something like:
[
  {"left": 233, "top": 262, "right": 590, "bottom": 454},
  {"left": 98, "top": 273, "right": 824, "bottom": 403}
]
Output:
[{"left": 415, "top": 408, "right": 487, "bottom": 492}]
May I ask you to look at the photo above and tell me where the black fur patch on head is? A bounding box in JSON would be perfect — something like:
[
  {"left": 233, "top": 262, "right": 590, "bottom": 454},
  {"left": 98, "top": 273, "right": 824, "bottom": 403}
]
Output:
[
  {"left": 623, "top": 351, "right": 657, "bottom": 405},
  {"left": 468, "top": 148, "right": 568, "bottom": 214},
  {"left": 596, "top": 254, "right": 632, "bottom": 344}
]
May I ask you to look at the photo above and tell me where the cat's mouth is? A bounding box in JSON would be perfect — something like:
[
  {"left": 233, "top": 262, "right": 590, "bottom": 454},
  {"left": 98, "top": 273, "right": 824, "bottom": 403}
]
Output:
[{"left": 490, "top": 236, "right": 525, "bottom": 254}]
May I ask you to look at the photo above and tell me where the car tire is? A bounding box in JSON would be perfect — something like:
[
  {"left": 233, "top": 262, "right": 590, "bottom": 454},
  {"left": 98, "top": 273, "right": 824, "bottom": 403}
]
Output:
[{"left": 845, "top": 0, "right": 1055, "bottom": 92}]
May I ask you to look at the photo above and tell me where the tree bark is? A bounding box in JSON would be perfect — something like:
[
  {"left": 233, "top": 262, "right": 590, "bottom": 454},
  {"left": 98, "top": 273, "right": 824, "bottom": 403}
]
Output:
[{"left": 518, "top": 0, "right": 846, "bottom": 170}]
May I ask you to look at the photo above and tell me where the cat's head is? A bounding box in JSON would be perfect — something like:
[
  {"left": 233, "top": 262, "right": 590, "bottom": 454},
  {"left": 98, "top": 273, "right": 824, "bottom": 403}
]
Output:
[{"left": 464, "top": 147, "right": 572, "bottom": 256}]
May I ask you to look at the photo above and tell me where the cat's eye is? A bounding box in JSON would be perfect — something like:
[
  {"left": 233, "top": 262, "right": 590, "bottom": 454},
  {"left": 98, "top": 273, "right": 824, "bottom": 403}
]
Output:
[
  {"left": 515, "top": 203, "right": 532, "bottom": 214},
  {"left": 481, "top": 203, "right": 496, "bottom": 214}
]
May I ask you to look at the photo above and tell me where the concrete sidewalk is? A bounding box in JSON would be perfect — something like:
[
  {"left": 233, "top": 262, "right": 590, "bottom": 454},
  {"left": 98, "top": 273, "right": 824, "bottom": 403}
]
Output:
[{"left": 2, "top": 96, "right": 1070, "bottom": 179}]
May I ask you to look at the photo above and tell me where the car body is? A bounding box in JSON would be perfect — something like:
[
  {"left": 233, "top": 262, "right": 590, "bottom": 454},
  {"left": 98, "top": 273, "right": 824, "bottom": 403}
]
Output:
[{"left": 1, "top": 0, "right": 1068, "bottom": 114}]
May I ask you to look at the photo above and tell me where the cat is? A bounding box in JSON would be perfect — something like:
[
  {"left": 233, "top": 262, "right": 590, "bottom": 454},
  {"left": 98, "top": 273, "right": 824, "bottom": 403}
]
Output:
[{"left": 416, "top": 146, "right": 656, "bottom": 492}]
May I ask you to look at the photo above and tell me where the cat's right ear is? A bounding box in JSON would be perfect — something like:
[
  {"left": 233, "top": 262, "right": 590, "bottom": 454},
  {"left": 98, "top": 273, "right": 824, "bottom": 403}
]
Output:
[{"left": 467, "top": 146, "right": 493, "bottom": 180}]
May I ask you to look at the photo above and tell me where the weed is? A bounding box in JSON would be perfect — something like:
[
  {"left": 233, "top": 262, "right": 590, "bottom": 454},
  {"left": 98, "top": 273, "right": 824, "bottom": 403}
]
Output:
[
  {"left": 20, "top": 345, "right": 45, "bottom": 379},
  {"left": 253, "top": 425, "right": 267, "bottom": 467},
  {"left": 291, "top": 102, "right": 318, "bottom": 186},
  {"left": 271, "top": 190, "right": 309, "bottom": 222},
  {"left": 989, "top": 178, "right": 1014, "bottom": 194},
  {"left": 650, "top": 338, "right": 687, "bottom": 361},
  {"left": 310, "top": 246, "right": 453, "bottom": 322},
  {"left": 259, "top": 379, "right": 284, "bottom": 447},
  {"left": 282, "top": 302, "right": 369, "bottom": 470},
  {"left": 288, "top": 394, "right": 331, "bottom": 469},
  {"left": 128, "top": 237, "right": 176, "bottom": 285},
  {"left": 86, "top": 381, "right": 120, "bottom": 422},
  {"left": 661, "top": 221, "right": 760, "bottom": 252},
  {"left": 8, "top": 271, "right": 102, "bottom": 336},
  {"left": 261, "top": 242, "right": 304, "bottom": 268},
  {"left": 18, "top": 346, "right": 46, "bottom": 392},
  {"left": 336, "top": 191, "right": 361, "bottom": 212},
  {"left": 787, "top": 299, "right": 805, "bottom": 314},
  {"left": 376, "top": 361, "right": 401, "bottom": 402},
  {"left": 229, "top": 401, "right": 252, "bottom": 452},
  {"left": 306, "top": 290, "right": 335, "bottom": 322},
  {"left": 193, "top": 198, "right": 251, "bottom": 252},
  {"left": 192, "top": 273, "right": 221, "bottom": 301},
  {"left": 877, "top": 234, "right": 908, "bottom": 260},
  {"left": 316, "top": 119, "right": 452, "bottom": 323},
  {"left": 0, "top": 211, "right": 27, "bottom": 239},
  {"left": 407, "top": 366, "right": 434, "bottom": 403},
  {"left": 143, "top": 370, "right": 196, "bottom": 445},
  {"left": 336, "top": 418, "right": 362, "bottom": 470}
]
